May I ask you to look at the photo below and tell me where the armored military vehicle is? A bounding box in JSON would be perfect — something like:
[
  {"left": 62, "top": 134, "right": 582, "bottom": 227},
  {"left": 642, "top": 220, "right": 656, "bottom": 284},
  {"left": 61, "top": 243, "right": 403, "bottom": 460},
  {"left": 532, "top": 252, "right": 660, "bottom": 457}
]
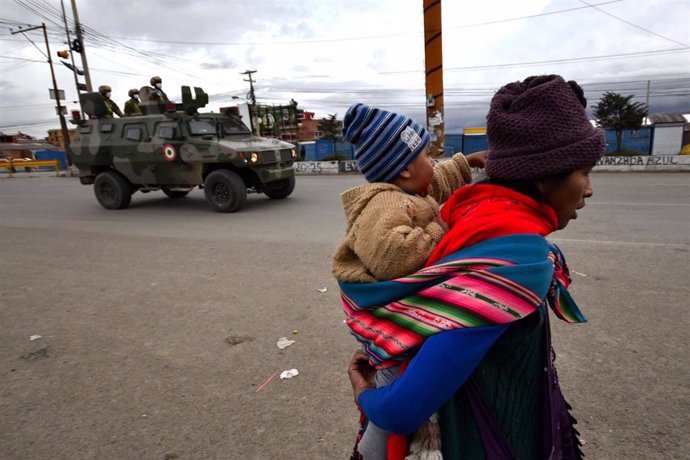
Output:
[{"left": 69, "top": 86, "right": 296, "bottom": 212}]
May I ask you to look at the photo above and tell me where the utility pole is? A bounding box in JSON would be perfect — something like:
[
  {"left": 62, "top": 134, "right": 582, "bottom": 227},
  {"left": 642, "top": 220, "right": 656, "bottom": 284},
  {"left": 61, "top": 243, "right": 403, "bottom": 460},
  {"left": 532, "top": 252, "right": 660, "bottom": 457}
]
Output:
[
  {"left": 11, "top": 23, "right": 70, "bottom": 154},
  {"left": 423, "top": 0, "right": 445, "bottom": 157},
  {"left": 241, "top": 69, "right": 257, "bottom": 105},
  {"left": 71, "top": 0, "right": 92, "bottom": 91},
  {"left": 60, "top": 0, "right": 82, "bottom": 100},
  {"left": 645, "top": 80, "right": 651, "bottom": 107}
]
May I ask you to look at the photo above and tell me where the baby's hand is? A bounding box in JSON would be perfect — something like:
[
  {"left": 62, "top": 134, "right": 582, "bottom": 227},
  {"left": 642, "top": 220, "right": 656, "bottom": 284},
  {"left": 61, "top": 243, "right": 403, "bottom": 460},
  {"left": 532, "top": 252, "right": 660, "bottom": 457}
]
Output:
[
  {"left": 465, "top": 150, "right": 488, "bottom": 169},
  {"left": 348, "top": 350, "right": 376, "bottom": 404}
]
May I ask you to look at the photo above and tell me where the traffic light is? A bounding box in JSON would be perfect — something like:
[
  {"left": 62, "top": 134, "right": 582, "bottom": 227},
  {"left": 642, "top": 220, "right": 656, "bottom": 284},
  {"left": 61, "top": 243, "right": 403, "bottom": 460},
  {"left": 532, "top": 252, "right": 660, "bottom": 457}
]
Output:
[
  {"left": 70, "top": 39, "right": 82, "bottom": 53},
  {"left": 57, "top": 50, "right": 69, "bottom": 59}
]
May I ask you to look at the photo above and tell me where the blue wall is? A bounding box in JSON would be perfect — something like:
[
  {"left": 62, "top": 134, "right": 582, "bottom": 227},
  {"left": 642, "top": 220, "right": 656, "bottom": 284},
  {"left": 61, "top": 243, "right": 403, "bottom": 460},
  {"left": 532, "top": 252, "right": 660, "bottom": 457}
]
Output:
[
  {"left": 444, "top": 134, "right": 463, "bottom": 156},
  {"left": 34, "top": 150, "right": 67, "bottom": 169},
  {"left": 604, "top": 127, "right": 652, "bottom": 154},
  {"left": 462, "top": 135, "right": 489, "bottom": 155},
  {"left": 299, "top": 143, "right": 316, "bottom": 160},
  {"left": 298, "top": 126, "right": 656, "bottom": 161},
  {"left": 442, "top": 134, "right": 489, "bottom": 156},
  {"left": 304, "top": 139, "right": 355, "bottom": 160}
]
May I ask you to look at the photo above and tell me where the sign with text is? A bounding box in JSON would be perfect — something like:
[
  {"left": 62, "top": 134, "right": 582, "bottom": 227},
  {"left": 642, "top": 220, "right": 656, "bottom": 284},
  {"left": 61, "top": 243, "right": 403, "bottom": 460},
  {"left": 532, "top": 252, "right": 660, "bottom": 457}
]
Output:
[{"left": 49, "top": 89, "right": 65, "bottom": 100}]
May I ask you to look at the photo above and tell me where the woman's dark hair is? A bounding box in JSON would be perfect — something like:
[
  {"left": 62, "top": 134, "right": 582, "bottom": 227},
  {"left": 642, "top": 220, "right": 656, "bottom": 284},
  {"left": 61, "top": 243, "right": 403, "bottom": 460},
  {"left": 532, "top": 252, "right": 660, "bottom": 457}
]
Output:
[{"left": 475, "top": 171, "right": 573, "bottom": 203}]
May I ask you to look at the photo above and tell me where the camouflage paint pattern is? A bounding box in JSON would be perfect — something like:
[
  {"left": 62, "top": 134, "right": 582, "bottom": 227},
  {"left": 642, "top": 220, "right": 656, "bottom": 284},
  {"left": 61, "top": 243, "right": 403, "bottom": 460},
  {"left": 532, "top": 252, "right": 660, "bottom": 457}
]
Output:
[{"left": 70, "top": 86, "right": 296, "bottom": 190}]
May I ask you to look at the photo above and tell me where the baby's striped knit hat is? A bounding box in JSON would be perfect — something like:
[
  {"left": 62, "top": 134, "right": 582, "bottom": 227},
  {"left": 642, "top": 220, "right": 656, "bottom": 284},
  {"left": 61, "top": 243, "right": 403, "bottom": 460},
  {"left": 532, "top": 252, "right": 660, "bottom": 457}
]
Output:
[{"left": 343, "top": 103, "right": 430, "bottom": 183}]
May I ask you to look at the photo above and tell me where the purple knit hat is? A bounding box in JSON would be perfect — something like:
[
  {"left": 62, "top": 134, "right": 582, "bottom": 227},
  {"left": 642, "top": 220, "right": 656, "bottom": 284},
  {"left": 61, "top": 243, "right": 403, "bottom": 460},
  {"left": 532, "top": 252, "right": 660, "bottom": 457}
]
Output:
[{"left": 485, "top": 75, "right": 605, "bottom": 180}]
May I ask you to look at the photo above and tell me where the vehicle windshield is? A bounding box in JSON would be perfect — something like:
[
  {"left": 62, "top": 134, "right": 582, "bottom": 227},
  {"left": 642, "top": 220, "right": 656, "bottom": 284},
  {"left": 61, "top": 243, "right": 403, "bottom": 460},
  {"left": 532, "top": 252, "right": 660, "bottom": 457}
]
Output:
[
  {"left": 220, "top": 114, "right": 251, "bottom": 135},
  {"left": 188, "top": 118, "right": 216, "bottom": 136}
]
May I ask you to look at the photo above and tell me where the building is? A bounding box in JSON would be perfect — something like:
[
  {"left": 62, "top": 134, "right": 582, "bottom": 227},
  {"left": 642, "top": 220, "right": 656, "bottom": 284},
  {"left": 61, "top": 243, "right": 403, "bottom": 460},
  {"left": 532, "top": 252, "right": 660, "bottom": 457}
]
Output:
[
  {"left": 46, "top": 128, "right": 76, "bottom": 150},
  {"left": 221, "top": 101, "right": 343, "bottom": 144},
  {"left": 0, "top": 132, "right": 38, "bottom": 159},
  {"left": 297, "top": 111, "right": 321, "bottom": 141},
  {"left": 646, "top": 113, "right": 689, "bottom": 155}
]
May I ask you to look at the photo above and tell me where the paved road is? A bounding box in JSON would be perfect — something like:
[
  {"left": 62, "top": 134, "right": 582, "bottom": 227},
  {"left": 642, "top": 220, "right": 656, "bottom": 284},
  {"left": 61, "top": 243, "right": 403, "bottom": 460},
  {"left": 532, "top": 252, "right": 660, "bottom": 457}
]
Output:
[{"left": 0, "top": 172, "right": 688, "bottom": 459}]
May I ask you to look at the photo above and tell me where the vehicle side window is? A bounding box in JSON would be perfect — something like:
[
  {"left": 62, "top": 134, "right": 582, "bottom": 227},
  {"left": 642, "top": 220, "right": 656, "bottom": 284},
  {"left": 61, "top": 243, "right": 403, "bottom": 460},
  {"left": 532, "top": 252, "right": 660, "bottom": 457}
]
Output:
[
  {"left": 188, "top": 118, "right": 216, "bottom": 135},
  {"left": 221, "top": 115, "right": 251, "bottom": 135},
  {"left": 126, "top": 127, "right": 142, "bottom": 141},
  {"left": 159, "top": 126, "right": 175, "bottom": 139},
  {"left": 78, "top": 125, "right": 92, "bottom": 134},
  {"left": 101, "top": 123, "right": 113, "bottom": 133}
]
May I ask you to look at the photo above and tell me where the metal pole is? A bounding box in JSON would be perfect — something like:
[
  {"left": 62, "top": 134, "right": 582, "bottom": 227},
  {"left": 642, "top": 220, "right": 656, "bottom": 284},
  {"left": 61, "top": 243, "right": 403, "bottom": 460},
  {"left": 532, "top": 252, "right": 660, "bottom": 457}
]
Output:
[
  {"left": 41, "top": 24, "right": 71, "bottom": 156},
  {"left": 423, "top": 0, "right": 445, "bottom": 157},
  {"left": 71, "top": 0, "right": 92, "bottom": 91},
  {"left": 60, "top": 0, "right": 81, "bottom": 99}
]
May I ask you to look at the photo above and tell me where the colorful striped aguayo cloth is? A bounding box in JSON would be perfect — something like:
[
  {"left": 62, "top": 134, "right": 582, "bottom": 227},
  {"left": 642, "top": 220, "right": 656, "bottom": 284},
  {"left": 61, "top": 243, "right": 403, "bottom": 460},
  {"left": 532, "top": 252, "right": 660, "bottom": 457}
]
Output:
[{"left": 339, "top": 234, "right": 585, "bottom": 368}]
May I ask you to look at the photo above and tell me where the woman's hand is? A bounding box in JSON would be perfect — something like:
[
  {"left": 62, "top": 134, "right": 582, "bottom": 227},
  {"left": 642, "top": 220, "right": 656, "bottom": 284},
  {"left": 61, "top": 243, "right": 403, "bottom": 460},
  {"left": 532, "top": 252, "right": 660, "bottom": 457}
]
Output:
[
  {"left": 348, "top": 350, "right": 376, "bottom": 404},
  {"left": 464, "top": 150, "right": 488, "bottom": 169}
]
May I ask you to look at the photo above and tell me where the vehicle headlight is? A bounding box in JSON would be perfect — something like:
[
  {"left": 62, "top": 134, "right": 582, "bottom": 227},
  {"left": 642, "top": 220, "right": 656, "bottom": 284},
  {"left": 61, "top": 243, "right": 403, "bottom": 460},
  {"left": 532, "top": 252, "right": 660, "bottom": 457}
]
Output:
[
  {"left": 291, "top": 148, "right": 297, "bottom": 158},
  {"left": 250, "top": 152, "right": 260, "bottom": 163}
]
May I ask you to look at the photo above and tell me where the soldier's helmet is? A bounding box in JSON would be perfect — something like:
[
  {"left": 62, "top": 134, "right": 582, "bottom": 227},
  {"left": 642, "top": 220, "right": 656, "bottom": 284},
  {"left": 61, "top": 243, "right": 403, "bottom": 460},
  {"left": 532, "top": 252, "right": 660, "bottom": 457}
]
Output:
[
  {"left": 128, "top": 88, "right": 139, "bottom": 97},
  {"left": 98, "top": 85, "right": 112, "bottom": 94},
  {"left": 150, "top": 76, "right": 162, "bottom": 85}
]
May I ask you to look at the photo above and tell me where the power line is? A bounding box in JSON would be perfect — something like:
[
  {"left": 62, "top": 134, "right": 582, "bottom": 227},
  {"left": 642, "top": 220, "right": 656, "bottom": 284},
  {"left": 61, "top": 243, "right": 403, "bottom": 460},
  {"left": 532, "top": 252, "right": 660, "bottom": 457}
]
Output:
[
  {"left": 0, "top": 118, "right": 58, "bottom": 129},
  {"left": 579, "top": 0, "right": 689, "bottom": 48},
  {"left": 382, "top": 48, "right": 690, "bottom": 75},
  {"left": 100, "top": 0, "right": 624, "bottom": 47}
]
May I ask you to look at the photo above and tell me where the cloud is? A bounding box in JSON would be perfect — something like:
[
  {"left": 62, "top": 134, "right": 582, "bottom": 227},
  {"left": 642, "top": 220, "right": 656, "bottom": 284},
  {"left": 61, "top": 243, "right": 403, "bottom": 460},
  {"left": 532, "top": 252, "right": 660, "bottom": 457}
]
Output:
[
  {"left": 1, "top": 0, "right": 689, "bottom": 138},
  {"left": 200, "top": 59, "right": 238, "bottom": 70}
]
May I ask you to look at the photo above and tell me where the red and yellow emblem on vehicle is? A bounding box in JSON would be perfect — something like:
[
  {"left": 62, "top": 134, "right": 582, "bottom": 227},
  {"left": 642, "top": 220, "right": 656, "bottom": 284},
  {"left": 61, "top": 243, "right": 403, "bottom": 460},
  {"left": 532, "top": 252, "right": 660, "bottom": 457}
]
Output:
[{"left": 163, "top": 144, "right": 176, "bottom": 162}]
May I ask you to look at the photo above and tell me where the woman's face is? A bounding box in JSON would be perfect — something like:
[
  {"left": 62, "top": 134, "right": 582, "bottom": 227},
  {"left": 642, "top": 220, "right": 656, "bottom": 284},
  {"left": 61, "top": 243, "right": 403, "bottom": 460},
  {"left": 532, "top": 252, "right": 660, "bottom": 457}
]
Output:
[{"left": 539, "top": 167, "right": 593, "bottom": 230}]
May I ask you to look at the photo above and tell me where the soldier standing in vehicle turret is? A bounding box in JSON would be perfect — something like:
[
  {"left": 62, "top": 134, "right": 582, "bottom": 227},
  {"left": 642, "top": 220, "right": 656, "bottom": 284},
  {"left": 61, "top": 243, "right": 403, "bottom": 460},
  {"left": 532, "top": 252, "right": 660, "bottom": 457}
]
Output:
[
  {"left": 124, "top": 88, "right": 142, "bottom": 116},
  {"left": 99, "top": 85, "right": 123, "bottom": 118},
  {"left": 149, "top": 76, "right": 170, "bottom": 102}
]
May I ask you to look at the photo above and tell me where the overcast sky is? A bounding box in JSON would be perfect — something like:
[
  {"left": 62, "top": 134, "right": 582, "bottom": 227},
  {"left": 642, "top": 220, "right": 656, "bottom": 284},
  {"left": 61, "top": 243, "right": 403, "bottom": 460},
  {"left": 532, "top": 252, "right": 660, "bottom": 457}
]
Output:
[{"left": 1, "top": 0, "right": 689, "bottom": 139}]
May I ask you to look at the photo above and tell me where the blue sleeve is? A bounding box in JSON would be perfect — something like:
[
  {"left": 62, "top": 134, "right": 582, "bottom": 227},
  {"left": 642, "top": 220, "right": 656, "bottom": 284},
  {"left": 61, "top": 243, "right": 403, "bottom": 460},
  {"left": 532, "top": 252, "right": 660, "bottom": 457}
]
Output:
[{"left": 357, "top": 324, "right": 509, "bottom": 435}]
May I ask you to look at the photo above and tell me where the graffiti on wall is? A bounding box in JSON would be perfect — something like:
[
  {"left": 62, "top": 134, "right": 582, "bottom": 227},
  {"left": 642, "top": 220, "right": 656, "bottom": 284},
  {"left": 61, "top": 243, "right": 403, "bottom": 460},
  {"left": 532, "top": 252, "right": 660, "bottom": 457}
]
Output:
[
  {"left": 292, "top": 161, "right": 339, "bottom": 175},
  {"left": 597, "top": 156, "right": 679, "bottom": 166},
  {"left": 339, "top": 161, "right": 359, "bottom": 173}
]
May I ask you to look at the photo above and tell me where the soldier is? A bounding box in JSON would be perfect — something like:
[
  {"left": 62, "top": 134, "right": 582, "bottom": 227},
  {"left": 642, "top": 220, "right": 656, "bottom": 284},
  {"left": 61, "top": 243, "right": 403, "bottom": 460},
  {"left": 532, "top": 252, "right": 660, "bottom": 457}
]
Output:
[
  {"left": 98, "top": 85, "right": 123, "bottom": 118},
  {"left": 149, "top": 76, "right": 169, "bottom": 102},
  {"left": 124, "top": 88, "right": 142, "bottom": 116}
]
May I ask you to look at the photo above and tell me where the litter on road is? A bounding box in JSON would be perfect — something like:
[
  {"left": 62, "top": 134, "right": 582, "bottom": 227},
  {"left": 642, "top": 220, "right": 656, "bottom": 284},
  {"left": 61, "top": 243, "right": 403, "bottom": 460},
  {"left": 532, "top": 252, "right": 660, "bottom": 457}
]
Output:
[
  {"left": 280, "top": 369, "right": 299, "bottom": 379},
  {"left": 255, "top": 371, "right": 279, "bottom": 393},
  {"left": 276, "top": 337, "right": 296, "bottom": 349}
]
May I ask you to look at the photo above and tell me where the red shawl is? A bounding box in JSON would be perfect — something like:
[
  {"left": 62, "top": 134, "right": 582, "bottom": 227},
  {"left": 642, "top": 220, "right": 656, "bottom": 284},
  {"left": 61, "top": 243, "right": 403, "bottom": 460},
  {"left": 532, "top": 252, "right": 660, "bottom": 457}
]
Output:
[{"left": 428, "top": 184, "right": 559, "bottom": 264}]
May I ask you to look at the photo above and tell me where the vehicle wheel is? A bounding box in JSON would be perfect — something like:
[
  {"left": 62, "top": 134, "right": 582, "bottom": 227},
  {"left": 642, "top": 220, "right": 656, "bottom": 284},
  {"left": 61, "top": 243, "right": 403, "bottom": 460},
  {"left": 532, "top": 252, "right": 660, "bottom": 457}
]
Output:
[
  {"left": 162, "top": 186, "right": 191, "bottom": 199},
  {"left": 93, "top": 170, "right": 132, "bottom": 210},
  {"left": 264, "top": 176, "right": 295, "bottom": 199},
  {"left": 203, "top": 169, "right": 246, "bottom": 212}
]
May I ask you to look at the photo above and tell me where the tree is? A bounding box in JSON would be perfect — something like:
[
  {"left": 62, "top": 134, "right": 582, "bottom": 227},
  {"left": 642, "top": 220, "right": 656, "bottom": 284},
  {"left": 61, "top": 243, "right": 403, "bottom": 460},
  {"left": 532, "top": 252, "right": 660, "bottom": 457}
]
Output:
[
  {"left": 318, "top": 114, "right": 342, "bottom": 155},
  {"left": 593, "top": 92, "right": 648, "bottom": 153}
]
